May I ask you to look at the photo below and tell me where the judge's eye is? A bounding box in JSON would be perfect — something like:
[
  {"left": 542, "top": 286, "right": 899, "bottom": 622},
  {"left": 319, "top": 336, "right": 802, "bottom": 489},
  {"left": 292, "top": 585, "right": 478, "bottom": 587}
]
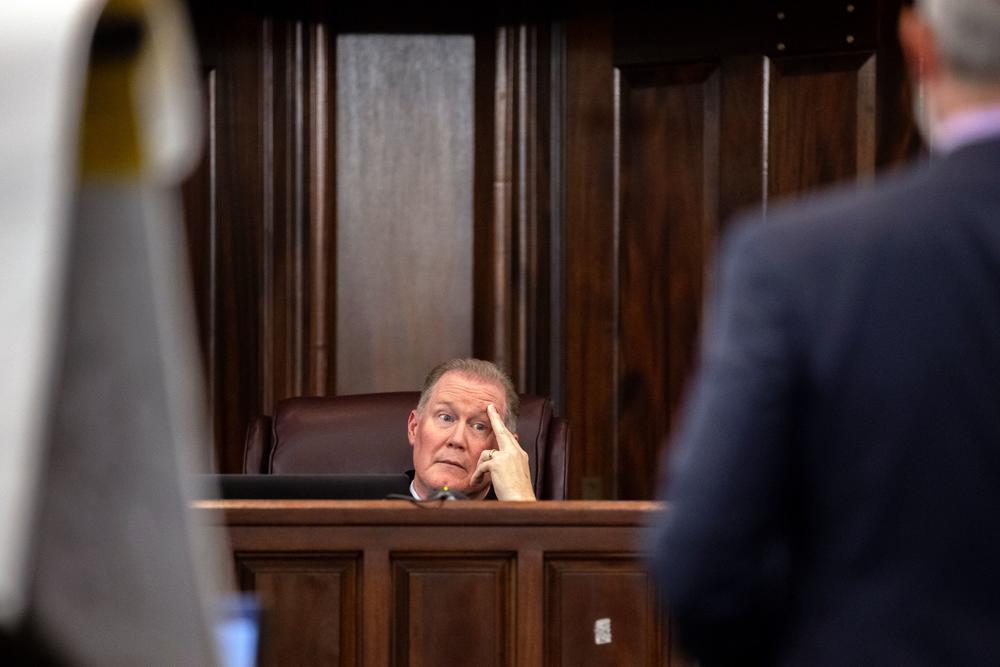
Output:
[
  {"left": 437, "top": 413, "right": 455, "bottom": 424},
  {"left": 471, "top": 422, "right": 490, "bottom": 434}
]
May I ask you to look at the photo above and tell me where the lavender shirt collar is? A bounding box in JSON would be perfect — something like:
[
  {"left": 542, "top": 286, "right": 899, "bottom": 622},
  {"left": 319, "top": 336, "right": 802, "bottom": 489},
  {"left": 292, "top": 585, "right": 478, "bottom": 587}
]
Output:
[{"left": 933, "top": 104, "right": 1000, "bottom": 154}]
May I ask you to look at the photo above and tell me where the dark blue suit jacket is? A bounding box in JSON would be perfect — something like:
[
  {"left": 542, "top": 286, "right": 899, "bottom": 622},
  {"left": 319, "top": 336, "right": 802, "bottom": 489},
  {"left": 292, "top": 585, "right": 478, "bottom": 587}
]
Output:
[{"left": 654, "top": 137, "right": 1000, "bottom": 666}]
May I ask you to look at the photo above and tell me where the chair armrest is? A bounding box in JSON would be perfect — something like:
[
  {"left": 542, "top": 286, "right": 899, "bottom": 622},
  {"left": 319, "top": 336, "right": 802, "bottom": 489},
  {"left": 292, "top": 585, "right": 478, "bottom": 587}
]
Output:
[
  {"left": 543, "top": 417, "right": 569, "bottom": 500},
  {"left": 243, "top": 415, "right": 273, "bottom": 474}
]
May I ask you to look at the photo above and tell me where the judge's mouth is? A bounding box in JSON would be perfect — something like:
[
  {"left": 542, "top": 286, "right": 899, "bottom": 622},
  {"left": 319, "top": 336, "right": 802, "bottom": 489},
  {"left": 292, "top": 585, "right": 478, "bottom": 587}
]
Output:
[{"left": 434, "top": 459, "right": 467, "bottom": 471}]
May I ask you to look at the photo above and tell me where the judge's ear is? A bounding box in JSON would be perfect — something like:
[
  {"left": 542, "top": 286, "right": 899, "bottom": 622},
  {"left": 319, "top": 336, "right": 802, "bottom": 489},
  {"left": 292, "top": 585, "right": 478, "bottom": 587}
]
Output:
[{"left": 407, "top": 410, "right": 419, "bottom": 447}]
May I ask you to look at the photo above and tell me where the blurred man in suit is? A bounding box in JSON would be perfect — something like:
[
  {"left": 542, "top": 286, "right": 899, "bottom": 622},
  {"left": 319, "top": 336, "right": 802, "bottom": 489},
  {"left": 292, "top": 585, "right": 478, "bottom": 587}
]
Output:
[
  {"left": 653, "top": 0, "right": 1000, "bottom": 664},
  {"left": 407, "top": 358, "right": 536, "bottom": 500}
]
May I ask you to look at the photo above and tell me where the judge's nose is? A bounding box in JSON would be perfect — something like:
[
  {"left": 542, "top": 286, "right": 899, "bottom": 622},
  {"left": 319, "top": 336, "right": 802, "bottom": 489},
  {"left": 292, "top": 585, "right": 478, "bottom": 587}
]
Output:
[{"left": 446, "top": 421, "right": 468, "bottom": 450}]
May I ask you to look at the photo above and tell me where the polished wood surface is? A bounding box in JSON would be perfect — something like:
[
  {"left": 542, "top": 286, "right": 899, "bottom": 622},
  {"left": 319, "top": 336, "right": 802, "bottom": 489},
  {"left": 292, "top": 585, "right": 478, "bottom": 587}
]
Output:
[
  {"left": 335, "top": 35, "right": 475, "bottom": 394},
  {"left": 563, "top": 16, "right": 617, "bottom": 502},
  {"left": 617, "top": 62, "right": 719, "bottom": 501},
  {"left": 200, "top": 499, "right": 659, "bottom": 525},
  {"left": 197, "top": 500, "right": 678, "bottom": 667},
  {"left": 767, "top": 54, "right": 877, "bottom": 198}
]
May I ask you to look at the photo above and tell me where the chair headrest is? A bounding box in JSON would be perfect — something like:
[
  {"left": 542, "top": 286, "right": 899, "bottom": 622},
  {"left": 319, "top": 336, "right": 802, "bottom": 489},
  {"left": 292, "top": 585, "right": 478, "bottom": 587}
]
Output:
[
  {"left": 267, "top": 392, "right": 553, "bottom": 490},
  {"left": 270, "top": 393, "right": 417, "bottom": 474}
]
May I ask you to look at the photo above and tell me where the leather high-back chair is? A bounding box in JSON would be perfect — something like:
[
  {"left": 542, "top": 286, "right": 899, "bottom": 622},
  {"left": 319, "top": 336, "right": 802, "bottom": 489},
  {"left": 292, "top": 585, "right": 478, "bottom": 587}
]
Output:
[{"left": 243, "top": 392, "right": 569, "bottom": 499}]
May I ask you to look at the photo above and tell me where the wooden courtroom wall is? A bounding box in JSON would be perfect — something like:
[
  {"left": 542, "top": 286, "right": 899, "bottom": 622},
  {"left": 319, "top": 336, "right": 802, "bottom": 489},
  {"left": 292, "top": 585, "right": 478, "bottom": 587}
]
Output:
[{"left": 180, "top": 1, "right": 918, "bottom": 494}]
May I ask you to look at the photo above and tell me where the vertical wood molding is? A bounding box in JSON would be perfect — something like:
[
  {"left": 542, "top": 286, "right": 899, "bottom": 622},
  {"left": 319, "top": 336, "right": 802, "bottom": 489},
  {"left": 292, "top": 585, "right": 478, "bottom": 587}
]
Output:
[
  {"left": 260, "top": 17, "right": 275, "bottom": 411},
  {"left": 291, "top": 21, "right": 306, "bottom": 395},
  {"left": 611, "top": 65, "right": 621, "bottom": 498},
  {"left": 515, "top": 25, "right": 531, "bottom": 387},
  {"left": 508, "top": 23, "right": 549, "bottom": 394},
  {"left": 475, "top": 24, "right": 554, "bottom": 395},
  {"left": 856, "top": 54, "right": 878, "bottom": 178},
  {"left": 522, "top": 24, "right": 555, "bottom": 400},
  {"left": 547, "top": 21, "right": 566, "bottom": 413},
  {"left": 362, "top": 548, "right": 391, "bottom": 667},
  {"left": 474, "top": 28, "right": 499, "bottom": 364},
  {"left": 268, "top": 20, "right": 337, "bottom": 402},
  {"left": 308, "top": 23, "right": 335, "bottom": 396},
  {"left": 206, "top": 68, "right": 219, "bottom": 469},
  {"left": 492, "top": 26, "right": 515, "bottom": 375},
  {"left": 564, "top": 16, "right": 616, "bottom": 499},
  {"left": 268, "top": 17, "right": 309, "bottom": 405},
  {"left": 718, "top": 55, "right": 765, "bottom": 228},
  {"left": 516, "top": 547, "right": 545, "bottom": 667},
  {"left": 181, "top": 64, "right": 219, "bottom": 469}
]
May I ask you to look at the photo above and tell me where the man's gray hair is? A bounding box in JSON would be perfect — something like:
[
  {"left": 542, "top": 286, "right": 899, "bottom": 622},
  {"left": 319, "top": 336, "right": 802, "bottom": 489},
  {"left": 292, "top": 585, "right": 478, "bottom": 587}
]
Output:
[
  {"left": 919, "top": 0, "right": 1000, "bottom": 83},
  {"left": 416, "top": 358, "right": 519, "bottom": 431}
]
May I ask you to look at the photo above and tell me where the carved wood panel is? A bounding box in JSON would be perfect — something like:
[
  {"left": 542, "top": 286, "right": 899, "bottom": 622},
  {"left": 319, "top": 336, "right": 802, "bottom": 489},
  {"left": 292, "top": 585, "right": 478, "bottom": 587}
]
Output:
[
  {"left": 544, "top": 557, "right": 664, "bottom": 667},
  {"left": 237, "top": 554, "right": 360, "bottom": 666},
  {"left": 205, "top": 501, "right": 666, "bottom": 666},
  {"left": 617, "top": 63, "right": 720, "bottom": 501},
  {"left": 766, "top": 54, "right": 877, "bottom": 199},
  {"left": 392, "top": 555, "right": 514, "bottom": 667}
]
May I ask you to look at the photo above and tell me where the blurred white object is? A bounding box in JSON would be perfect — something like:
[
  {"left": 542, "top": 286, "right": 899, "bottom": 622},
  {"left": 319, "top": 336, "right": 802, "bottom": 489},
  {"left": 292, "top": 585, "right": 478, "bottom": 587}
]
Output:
[
  {"left": 1, "top": 1, "right": 223, "bottom": 664},
  {"left": 0, "top": 0, "right": 106, "bottom": 626}
]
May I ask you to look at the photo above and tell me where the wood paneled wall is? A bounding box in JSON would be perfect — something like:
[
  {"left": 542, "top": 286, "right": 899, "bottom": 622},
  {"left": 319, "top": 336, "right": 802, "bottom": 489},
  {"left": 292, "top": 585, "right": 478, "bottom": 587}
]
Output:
[
  {"left": 183, "top": 7, "right": 339, "bottom": 472},
  {"left": 181, "top": 1, "right": 917, "bottom": 494},
  {"left": 563, "top": 1, "right": 917, "bottom": 499}
]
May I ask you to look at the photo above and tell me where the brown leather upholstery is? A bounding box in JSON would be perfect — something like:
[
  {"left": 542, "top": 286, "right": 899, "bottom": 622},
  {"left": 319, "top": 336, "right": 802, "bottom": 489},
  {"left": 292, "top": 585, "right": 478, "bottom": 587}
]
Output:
[{"left": 243, "top": 392, "right": 569, "bottom": 499}]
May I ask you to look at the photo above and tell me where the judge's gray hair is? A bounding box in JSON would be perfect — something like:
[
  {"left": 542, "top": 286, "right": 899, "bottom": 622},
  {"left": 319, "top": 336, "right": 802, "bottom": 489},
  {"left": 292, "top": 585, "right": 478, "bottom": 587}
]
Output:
[
  {"left": 918, "top": 0, "right": 1000, "bottom": 83},
  {"left": 416, "top": 358, "right": 519, "bottom": 431}
]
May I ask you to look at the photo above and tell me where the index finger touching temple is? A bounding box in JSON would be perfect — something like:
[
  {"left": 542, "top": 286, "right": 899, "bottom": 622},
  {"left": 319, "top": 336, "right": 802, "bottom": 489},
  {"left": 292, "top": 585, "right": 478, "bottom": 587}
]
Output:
[{"left": 487, "top": 403, "right": 512, "bottom": 439}]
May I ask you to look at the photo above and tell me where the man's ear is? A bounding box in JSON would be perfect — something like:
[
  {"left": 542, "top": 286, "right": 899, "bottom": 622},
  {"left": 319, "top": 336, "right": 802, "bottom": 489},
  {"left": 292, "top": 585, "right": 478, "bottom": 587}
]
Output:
[
  {"left": 899, "top": 7, "right": 939, "bottom": 83},
  {"left": 407, "top": 410, "right": 418, "bottom": 447}
]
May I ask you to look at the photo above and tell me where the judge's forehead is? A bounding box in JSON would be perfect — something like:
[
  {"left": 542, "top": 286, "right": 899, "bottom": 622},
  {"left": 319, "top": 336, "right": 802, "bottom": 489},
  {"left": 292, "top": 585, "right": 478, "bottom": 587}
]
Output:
[{"left": 428, "top": 371, "right": 506, "bottom": 411}]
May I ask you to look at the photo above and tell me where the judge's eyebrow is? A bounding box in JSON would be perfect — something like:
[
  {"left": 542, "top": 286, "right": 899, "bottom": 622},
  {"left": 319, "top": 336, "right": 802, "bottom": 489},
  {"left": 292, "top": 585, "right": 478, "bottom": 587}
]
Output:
[{"left": 431, "top": 400, "right": 490, "bottom": 420}]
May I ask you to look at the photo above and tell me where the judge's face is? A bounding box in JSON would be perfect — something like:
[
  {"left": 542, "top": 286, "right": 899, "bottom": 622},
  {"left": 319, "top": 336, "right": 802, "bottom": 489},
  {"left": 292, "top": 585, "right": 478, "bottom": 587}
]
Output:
[{"left": 407, "top": 371, "right": 507, "bottom": 499}]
